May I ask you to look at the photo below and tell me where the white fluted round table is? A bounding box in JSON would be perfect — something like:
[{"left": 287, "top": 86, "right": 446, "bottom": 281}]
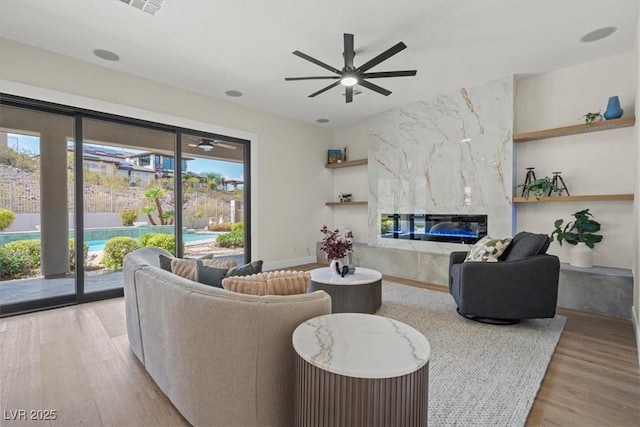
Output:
[{"left": 292, "top": 313, "right": 431, "bottom": 427}]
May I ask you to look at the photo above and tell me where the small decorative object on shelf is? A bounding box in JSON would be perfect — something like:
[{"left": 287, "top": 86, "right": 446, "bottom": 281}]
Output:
[
  {"left": 327, "top": 149, "right": 343, "bottom": 164},
  {"left": 517, "top": 173, "right": 563, "bottom": 200},
  {"left": 581, "top": 111, "right": 602, "bottom": 125},
  {"left": 520, "top": 167, "right": 537, "bottom": 197},
  {"left": 342, "top": 146, "right": 348, "bottom": 162},
  {"left": 550, "top": 208, "right": 603, "bottom": 268},
  {"left": 320, "top": 225, "right": 354, "bottom": 275},
  {"left": 338, "top": 192, "right": 352, "bottom": 202},
  {"left": 549, "top": 171, "right": 570, "bottom": 196},
  {"left": 604, "top": 95, "right": 623, "bottom": 120}
]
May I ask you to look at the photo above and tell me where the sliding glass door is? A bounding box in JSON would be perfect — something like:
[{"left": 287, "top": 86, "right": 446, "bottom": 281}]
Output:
[
  {"left": 0, "top": 95, "right": 251, "bottom": 316},
  {"left": 81, "top": 117, "right": 176, "bottom": 297},
  {"left": 180, "top": 133, "right": 246, "bottom": 264},
  {"left": 0, "top": 104, "right": 76, "bottom": 314}
]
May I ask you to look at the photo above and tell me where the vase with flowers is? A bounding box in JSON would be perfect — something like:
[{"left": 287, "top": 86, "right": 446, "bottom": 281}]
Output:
[{"left": 320, "top": 225, "right": 354, "bottom": 274}]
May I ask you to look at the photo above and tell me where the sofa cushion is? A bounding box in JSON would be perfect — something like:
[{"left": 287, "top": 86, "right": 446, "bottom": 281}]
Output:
[
  {"left": 159, "top": 254, "right": 173, "bottom": 272},
  {"left": 223, "top": 274, "right": 268, "bottom": 295},
  {"left": 502, "top": 232, "right": 550, "bottom": 261},
  {"left": 226, "top": 260, "right": 264, "bottom": 277},
  {"left": 464, "top": 236, "right": 513, "bottom": 262},
  {"left": 170, "top": 257, "right": 239, "bottom": 281},
  {"left": 194, "top": 261, "right": 229, "bottom": 288},
  {"left": 265, "top": 271, "right": 310, "bottom": 295},
  {"left": 222, "top": 271, "right": 310, "bottom": 296}
]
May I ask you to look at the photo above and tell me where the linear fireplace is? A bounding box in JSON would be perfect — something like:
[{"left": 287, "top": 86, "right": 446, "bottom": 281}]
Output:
[{"left": 381, "top": 214, "right": 488, "bottom": 244}]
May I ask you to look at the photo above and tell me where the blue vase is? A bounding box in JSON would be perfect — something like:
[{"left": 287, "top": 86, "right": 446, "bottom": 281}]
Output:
[{"left": 604, "top": 96, "right": 623, "bottom": 120}]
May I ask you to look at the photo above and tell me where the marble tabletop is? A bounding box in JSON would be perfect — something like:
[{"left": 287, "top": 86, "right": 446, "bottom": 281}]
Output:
[
  {"left": 292, "top": 313, "right": 431, "bottom": 379},
  {"left": 310, "top": 267, "right": 382, "bottom": 285}
]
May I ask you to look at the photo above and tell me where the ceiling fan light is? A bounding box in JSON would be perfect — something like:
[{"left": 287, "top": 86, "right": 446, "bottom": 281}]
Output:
[
  {"left": 198, "top": 140, "right": 214, "bottom": 151},
  {"left": 340, "top": 75, "right": 358, "bottom": 87}
]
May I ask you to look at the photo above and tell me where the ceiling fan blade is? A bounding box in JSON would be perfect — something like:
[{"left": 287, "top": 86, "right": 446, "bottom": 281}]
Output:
[
  {"left": 362, "top": 70, "right": 417, "bottom": 78},
  {"left": 293, "top": 50, "right": 341, "bottom": 75},
  {"left": 309, "top": 81, "right": 341, "bottom": 98},
  {"left": 343, "top": 33, "right": 354, "bottom": 69},
  {"left": 214, "top": 142, "right": 237, "bottom": 150},
  {"left": 357, "top": 42, "right": 407, "bottom": 73},
  {"left": 359, "top": 79, "right": 391, "bottom": 96},
  {"left": 345, "top": 86, "right": 353, "bottom": 103},
  {"left": 285, "top": 76, "right": 341, "bottom": 81}
]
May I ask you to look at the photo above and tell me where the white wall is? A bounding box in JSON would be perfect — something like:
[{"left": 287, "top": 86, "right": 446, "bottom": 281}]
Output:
[
  {"left": 516, "top": 51, "right": 636, "bottom": 269},
  {"left": 0, "top": 38, "right": 334, "bottom": 268}
]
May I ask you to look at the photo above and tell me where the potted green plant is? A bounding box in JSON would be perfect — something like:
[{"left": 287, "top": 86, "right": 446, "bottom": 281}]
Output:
[
  {"left": 517, "top": 176, "right": 562, "bottom": 199},
  {"left": 581, "top": 111, "right": 603, "bottom": 125},
  {"left": 550, "top": 208, "right": 602, "bottom": 268}
]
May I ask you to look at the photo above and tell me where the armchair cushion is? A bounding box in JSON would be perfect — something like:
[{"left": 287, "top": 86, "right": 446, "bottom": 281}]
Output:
[
  {"left": 464, "top": 236, "right": 513, "bottom": 262},
  {"left": 501, "top": 232, "right": 550, "bottom": 261}
]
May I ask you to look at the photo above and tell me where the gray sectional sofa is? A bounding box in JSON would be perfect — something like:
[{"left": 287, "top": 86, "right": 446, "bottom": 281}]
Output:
[{"left": 123, "top": 247, "right": 331, "bottom": 426}]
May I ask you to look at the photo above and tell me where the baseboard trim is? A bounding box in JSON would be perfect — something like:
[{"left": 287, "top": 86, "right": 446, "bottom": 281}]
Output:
[
  {"left": 633, "top": 306, "right": 640, "bottom": 367},
  {"left": 263, "top": 256, "right": 316, "bottom": 271}
]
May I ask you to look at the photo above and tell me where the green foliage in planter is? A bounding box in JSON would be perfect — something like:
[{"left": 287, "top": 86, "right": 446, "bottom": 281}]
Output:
[
  {"left": 103, "top": 237, "right": 141, "bottom": 269},
  {"left": 550, "top": 208, "right": 603, "bottom": 249},
  {"left": 140, "top": 233, "right": 180, "bottom": 255},
  {"left": 0, "top": 208, "right": 16, "bottom": 231},
  {"left": 0, "top": 239, "right": 40, "bottom": 278},
  {"left": 216, "top": 222, "right": 244, "bottom": 248},
  {"left": 582, "top": 111, "right": 602, "bottom": 125},
  {"left": 119, "top": 208, "right": 138, "bottom": 226},
  {"left": 517, "top": 177, "right": 562, "bottom": 199},
  {"left": 68, "top": 237, "right": 88, "bottom": 271}
]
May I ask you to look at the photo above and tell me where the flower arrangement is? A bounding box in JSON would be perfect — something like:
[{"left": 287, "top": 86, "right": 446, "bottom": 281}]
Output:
[{"left": 320, "top": 225, "right": 354, "bottom": 260}]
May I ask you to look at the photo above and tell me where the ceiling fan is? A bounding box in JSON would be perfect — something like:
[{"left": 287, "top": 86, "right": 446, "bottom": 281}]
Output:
[
  {"left": 285, "top": 33, "right": 417, "bottom": 103},
  {"left": 186, "top": 137, "right": 237, "bottom": 152}
]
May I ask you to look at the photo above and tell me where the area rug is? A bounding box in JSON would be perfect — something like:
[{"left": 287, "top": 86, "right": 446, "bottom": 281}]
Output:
[{"left": 377, "top": 281, "right": 566, "bottom": 427}]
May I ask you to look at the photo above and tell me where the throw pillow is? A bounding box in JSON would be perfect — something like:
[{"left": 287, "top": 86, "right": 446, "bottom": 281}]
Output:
[
  {"left": 264, "top": 271, "right": 310, "bottom": 295},
  {"left": 206, "top": 258, "right": 238, "bottom": 269},
  {"left": 226, "top": 260, "right": 264, "bottom": 277},
  {"left": 222, "top": 274, "right": 268, "bottom": 295},
  {"left": 502, "top": 232, "right": 551, "bottom": 261},
  {"left": 158, "top": 254, "right": 173, "bottom": 272},
  {"left": 194, "top": 260, "right": 229, "bottom": 288},
  {"left": 170, "top": 258, "right": 239, "bottom": 281},
  {"left": 464, "top": 236, "right": 513, "bottom": 262}
]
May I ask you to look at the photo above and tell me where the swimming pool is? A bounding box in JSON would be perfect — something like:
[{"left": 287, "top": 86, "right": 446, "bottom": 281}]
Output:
[{"left": 86, "top": 232, "right": 221, "bottom": 252}]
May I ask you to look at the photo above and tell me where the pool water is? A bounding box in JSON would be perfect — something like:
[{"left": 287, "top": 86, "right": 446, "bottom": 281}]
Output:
[{"left": 86, "top": 232, "right": 220, "bottom": 252}]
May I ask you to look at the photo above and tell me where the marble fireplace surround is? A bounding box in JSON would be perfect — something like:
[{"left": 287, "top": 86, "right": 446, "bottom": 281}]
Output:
[{"left": 360, "top": 76, "right": 514, "bottom": 285}]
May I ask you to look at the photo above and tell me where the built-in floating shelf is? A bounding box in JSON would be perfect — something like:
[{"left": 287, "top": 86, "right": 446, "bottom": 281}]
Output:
[
  {"left": 513, "top": 194, "right": 634, "bottom": 203},
  {"left": 325, "top": 201, "right": 368, "bottom": 206},
  {"left": 325, "top": 158, "right": 368, "bottom": 168},
  {"left": 513, "top": 116, "right": 635, "bottom": 142}
]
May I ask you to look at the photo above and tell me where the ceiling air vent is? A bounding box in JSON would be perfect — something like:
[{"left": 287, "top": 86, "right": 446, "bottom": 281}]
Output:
[{"left": 118, "top": 0, "right": 163, "bottom": 16}]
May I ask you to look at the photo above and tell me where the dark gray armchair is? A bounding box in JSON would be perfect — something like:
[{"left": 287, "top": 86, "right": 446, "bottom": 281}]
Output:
[{"left": 449, "top": 232, "right": 560, "bottom": 324}]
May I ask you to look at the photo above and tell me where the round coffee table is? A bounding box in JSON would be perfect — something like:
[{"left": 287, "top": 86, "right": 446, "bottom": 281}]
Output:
[
  {"left": 293, "top": 313, "right": 431, "bottom": 427},
  {"left": 309, "top": 267, "right": 382, "bottom": 313}
]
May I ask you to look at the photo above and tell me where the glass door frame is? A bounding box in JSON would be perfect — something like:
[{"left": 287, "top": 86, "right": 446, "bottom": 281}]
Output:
[{"left": 0, "top": 94, "right": 251, "bottom": 316}]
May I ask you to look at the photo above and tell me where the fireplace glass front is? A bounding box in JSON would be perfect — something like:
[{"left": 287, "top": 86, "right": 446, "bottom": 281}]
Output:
[{"left": 381, "top": 214, "right": 487, "bottom": 244}]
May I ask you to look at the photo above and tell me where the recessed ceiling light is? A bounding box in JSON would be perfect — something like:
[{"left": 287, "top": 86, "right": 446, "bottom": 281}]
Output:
[
  {"left": 225, "top": 90, "right": 243, "bottom": 97},
  {"left": 580, "top": 26, "right": 617, "bottom": 43},
  {"left": 93, "top": 49, "right": 120, "bottom": 61},
  {"left": 316, "top": 118, "right": 330, "bottom": 123}
]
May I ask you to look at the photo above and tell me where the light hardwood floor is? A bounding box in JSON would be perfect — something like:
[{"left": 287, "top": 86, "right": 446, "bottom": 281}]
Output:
[{"left": 1, "top": 270, "right": 638, "bottom": 426}]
